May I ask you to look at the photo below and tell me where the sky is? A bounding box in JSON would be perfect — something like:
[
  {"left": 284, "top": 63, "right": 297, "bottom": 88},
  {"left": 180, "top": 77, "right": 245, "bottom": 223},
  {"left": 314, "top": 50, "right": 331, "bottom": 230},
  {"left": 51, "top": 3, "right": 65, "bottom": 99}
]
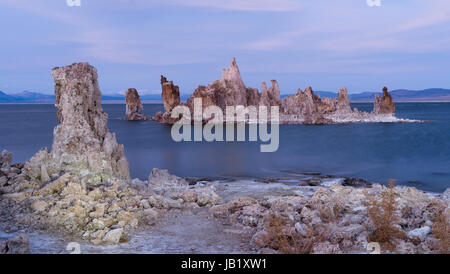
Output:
[{"left": 0, "top": 0, "right": 449, "bottom": 95}]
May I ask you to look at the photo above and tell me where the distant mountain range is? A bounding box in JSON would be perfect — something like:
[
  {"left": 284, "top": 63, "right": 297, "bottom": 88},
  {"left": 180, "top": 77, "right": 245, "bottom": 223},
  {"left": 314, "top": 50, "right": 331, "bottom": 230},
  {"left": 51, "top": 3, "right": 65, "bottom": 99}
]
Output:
[
  {"left": 0, "top": 91, "right": 167, "bottom": 103},
  {"left": 348, "top": 88, "right": 450, "bottom": 102},
  {"left": 1, "top": 88, "right": 450, "bottom": 103},
  {"left": 0, "top": 91, "right": 55, "bottom": 103},
  {"left": 293, "top": 88, "right": 450, "bottom": 102}
]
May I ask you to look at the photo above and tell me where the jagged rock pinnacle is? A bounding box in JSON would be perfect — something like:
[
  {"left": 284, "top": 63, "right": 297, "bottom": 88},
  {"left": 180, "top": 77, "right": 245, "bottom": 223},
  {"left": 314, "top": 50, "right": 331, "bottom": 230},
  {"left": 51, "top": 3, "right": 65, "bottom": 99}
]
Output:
[
  {"left": 161, "top": 75, "right": 181, "bottom": 113},
  {"left": 24, "top": 62, "right": 130, "bottom": 185},
  {"left": 373, "top": 86, "right": 396, "bottom": 114},
  {"left": 125, "top": 88, "right": 151, "bottom": 121}
]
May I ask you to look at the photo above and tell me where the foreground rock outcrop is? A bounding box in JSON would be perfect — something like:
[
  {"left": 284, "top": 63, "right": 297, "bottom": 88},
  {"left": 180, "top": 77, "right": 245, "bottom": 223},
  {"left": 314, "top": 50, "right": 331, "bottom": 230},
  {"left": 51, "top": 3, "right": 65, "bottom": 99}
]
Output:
[
  {"left": 1, "top": 163, "right": 222, "bottom": 245},
  {"left": 22, "top": 63, "right": 131, "bottom": 186},
  {"left": 125, "top": 88, "right": 151, "bottom": 121},
  {"left": 155, "top": 58, "right": 406, "bottom": 124},
  {"left": 210, "top": 182, "right": 449, "bottom": 254}
]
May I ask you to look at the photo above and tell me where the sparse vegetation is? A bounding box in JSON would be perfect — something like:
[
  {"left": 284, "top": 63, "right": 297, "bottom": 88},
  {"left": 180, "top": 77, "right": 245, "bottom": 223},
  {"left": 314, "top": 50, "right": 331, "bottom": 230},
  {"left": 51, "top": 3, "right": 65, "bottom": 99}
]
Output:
[
  {"left": 263, "top": 214, "right": 325, "bottom": 254},
  {"left": 431, "top": 201, "right": 449, "bottom": 254},
  {"left": 317, "top": 198, "right": 344, "bottom": 223},
  {"left": 364, "top": 180, "right": 406, "bottom": 251}
]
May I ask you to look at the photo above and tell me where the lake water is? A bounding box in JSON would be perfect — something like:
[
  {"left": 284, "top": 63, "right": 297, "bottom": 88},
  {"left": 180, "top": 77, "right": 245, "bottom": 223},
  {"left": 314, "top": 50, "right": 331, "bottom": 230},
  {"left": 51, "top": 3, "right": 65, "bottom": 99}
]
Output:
[{"left": 0, "top": 103, "right": 449, "bottom": 192}]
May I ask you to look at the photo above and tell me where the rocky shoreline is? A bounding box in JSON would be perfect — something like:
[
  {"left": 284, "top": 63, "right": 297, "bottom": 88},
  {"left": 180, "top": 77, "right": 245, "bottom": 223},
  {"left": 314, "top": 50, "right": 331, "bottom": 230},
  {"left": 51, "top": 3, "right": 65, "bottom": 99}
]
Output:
[
  {"left": 209, "top": 179, "right": 449, "bottom": 254},
  {"left": 1, "top": 163, "right": 449, "bottom": 254},
  {"left": 0, "top": 62, "right": 447, "bottom": 254}
]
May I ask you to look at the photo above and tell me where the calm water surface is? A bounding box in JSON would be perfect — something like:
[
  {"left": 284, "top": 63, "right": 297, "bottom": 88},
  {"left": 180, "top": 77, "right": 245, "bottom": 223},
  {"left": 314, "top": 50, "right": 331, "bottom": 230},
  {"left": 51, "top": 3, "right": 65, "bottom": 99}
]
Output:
[{"left": 0, "top": 103, "right": 449, "bottom": 192}]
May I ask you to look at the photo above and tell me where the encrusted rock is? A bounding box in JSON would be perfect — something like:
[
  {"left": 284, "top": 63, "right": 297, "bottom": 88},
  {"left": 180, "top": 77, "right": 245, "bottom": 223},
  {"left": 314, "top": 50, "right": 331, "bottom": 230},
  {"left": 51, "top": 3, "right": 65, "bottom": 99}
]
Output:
[
  {"left": 1, "top": 190, "right": 31, "bottom": 202},
  {"left": 40, "top": 165, "right": 50, "bottom": 184},
  {"left": 31, "top": 200, "right": 49, "bottom": 212},
  {"left": 33, "top": 173, "right": 72, "bottom": 196},
  {"left": 0, "top": 234, "right": 29, "bottom": 254},
  {"left": 1, "top": 150, "right": 12, "bottom": 168},
  {"left": 373, "top": 87, "right": 396, "bottom": 114},
  {"left": 281, "top": 87, "right": 327, "bottom": 124},
  {"left": 23, "top": 63, "right": 130, "bottom": 184},
  {"left": 220, "top": 57, "right": 248, "bottom": 107},
  {"left": 342, "top": 177, "right": 372, "bottom": 188},
  {"left": 186, "top": 57, "right": 248, "bottom": 114},
  {"left": 0, "top": 176, "right": 7, "bottom": 187},
  {"left": 407, "top": 226, "right": 431, "bottom": 241},
  {"left": 259, "top": 80, "right": 281, "bottom": 107},
  {"left": 336, "top": 87, "right": 352, "bottom": 113},
  {"left": 125, "top": 88, "right": 151, "bottom": 121},
  {"left": 312, "top": 242, "right": 343, "bottom": 254},
  {"left": 143, "top": 208, "right": 159, "bottom": 225},
  {"left": 209, "top": 196, "right": 258, "bottom": 218},
  {"left": 161, "top": 75, "right": 181, "bottom": 113},
  {"left": 22, "top": 148, "right": 50, "bottom": 183},
  {"left": 442, "top": 188, "right": 450, "bottom": 202},
  {"left": 178, "top": 189, "right": 197, "bottom": 203},
  {"left": 154, "top": 58, "right": 402, "bottom": 125},
  {"left": 294, "top": 222, "right": 308, "bottom": 237},
  {"left": 103, "top": 228, "right": 123, "bottom": 244},
  {"left": 196, "top": 187, "right": 223, "bottom": 207},
  {"left": 251, "top": 230, "right": 270, "bottom": 248}
]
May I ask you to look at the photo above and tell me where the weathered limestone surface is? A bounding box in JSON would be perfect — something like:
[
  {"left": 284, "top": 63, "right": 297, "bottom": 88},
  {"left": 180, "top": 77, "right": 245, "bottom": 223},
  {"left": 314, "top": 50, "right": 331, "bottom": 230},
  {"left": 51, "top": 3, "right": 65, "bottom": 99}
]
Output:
[
  {"left": 156, "top": 58, "right": 400, "bottom": 124},
  {"left": 125, "top": 88, "right": 151, "bottom": 121}
]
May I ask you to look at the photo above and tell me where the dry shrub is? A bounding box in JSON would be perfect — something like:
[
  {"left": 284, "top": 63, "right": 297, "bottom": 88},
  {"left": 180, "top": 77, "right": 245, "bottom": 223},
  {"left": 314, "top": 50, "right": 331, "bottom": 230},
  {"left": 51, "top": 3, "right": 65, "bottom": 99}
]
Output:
[
  {"left": 317, "top": 199, "right": 344, "bottom": 223},
  {"left": 263, "top": 214, "right": 325, "bottom": 254},
  {"left": 431, "top": 201, "right": 449, "bottom": 254},
  {"left": 363, "top": 179, "right": 406, "bottom": 251},
  {"left": 119, "top": 237, "right": 130, "bottom": 244}
]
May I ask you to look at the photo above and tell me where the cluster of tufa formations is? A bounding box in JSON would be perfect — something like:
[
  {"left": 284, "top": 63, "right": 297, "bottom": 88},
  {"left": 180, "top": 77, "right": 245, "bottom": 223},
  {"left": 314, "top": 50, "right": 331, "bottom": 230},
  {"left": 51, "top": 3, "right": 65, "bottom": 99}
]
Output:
[
  {"left": 0, "top": 61, "right": 447, "bottom": 254},
  {"left": 152, "top": 58, "right": 399, "bottom": 124},
  {"left": 0, "top": 63, "right": 222, "bottom": 250}
]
